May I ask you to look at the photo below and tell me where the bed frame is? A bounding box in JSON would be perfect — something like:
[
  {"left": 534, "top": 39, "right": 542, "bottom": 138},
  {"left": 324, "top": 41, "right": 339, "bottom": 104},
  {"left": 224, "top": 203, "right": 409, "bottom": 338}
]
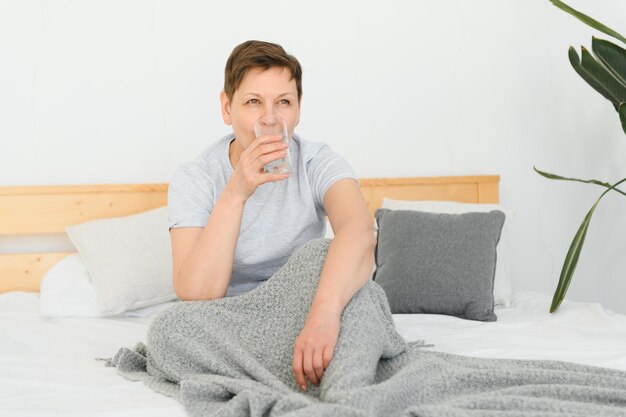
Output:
[{"left": 0, "top": 175, "right": 499, "bottom": 293}]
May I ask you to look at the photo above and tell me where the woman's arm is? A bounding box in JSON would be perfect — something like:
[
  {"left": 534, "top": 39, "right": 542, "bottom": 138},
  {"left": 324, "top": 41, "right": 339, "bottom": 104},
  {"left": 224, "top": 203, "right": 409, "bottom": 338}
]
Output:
[
  {"left": 312, "top": 178, "right": 377, "bottom": 315},
  {"left": 172, "top": 135, "right": 290, "bottom": 301},
  {"left": 171, "top": 188, "right": 246, "bottom": 301},
  {"left": 292, "top": 178, "right": 376, "bottom": 391}
]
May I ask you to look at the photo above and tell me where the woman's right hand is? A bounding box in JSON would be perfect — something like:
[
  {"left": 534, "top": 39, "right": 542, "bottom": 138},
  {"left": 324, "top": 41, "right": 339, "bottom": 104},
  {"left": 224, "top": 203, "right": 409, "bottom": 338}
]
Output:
[{"left": 224, "top": 135, "right": 290, "bottom": 202}]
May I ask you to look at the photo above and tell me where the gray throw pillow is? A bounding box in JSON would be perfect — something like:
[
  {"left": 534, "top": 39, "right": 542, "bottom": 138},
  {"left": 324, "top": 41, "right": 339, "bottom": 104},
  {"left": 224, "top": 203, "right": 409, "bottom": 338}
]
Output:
[{"left": 373, "top": 208, "right": 505, "bottom": 321}]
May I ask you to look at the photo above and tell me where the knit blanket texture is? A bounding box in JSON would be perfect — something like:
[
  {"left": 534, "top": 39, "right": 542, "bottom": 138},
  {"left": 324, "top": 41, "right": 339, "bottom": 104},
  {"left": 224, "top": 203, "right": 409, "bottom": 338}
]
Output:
[{"left": 106, "top": 238, "right": 626, "bottom": 416}]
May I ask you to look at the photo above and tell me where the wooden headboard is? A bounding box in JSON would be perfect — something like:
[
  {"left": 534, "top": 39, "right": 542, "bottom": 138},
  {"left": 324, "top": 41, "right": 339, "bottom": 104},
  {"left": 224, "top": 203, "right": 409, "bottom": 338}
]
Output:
[{"left": 0, "top": 175, "right": 499, "bottom": 293}]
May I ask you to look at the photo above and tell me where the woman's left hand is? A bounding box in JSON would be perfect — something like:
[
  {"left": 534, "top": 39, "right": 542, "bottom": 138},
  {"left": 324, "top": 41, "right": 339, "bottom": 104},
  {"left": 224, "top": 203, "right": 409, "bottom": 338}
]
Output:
[{"left": 292, "top": 308, "right": 341, "bottom": 392}]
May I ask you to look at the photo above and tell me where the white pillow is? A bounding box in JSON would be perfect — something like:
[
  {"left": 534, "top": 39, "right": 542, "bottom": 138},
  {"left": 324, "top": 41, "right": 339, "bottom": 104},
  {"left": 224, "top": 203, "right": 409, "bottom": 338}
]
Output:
[
  {"left": 40, "top": 253, "right": 177, "bottom": 318},
  {"left": 324, "top": 219, "right": 335, "bottom": 239},
  {"left": 380, "top": 198, "right": 513, "bottom": 308},
  {"left": 65, "top": 206, "right": 178, "bottom": 315}
]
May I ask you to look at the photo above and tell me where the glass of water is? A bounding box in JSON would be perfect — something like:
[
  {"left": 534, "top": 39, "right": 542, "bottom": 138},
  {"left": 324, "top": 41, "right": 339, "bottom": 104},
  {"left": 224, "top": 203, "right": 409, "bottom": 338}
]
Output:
[{"left": 253, "top": 114, "right": 293, "bottom": 174}]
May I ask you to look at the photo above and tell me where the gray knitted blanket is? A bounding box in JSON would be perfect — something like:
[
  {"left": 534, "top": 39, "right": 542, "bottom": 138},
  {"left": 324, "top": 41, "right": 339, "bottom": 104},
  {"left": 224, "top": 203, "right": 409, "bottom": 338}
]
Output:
[{"left": 106, "top": 238, "right": 626, "bottom": 416}]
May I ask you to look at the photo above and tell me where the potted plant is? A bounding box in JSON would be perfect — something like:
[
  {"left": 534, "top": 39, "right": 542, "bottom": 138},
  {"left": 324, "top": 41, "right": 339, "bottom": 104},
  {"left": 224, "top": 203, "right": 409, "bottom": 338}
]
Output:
[{"left": 535, "top": 0, "right": 626, "bottom": 313}]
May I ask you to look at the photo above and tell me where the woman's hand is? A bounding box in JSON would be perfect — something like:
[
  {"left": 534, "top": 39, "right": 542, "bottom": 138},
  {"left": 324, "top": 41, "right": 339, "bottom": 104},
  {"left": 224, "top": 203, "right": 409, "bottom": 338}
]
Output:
[
  {"left": 292, "top": 308, "right": 341, "bottom": 392},
  {"left": 225, "top": 135, "right": 290, "bottom": 202}
]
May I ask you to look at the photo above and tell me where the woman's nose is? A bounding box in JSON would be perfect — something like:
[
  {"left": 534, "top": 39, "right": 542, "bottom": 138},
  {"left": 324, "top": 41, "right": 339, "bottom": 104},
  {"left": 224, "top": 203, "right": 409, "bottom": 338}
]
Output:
[{"left": 262, "top": 105, "right": 275, "bottom": 117}]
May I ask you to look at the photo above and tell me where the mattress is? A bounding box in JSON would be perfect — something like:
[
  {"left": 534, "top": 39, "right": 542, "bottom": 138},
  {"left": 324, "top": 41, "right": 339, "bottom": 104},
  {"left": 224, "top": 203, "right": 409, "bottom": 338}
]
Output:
[{"left": 2, "top": 289, "right": 626, "bottom": 417}]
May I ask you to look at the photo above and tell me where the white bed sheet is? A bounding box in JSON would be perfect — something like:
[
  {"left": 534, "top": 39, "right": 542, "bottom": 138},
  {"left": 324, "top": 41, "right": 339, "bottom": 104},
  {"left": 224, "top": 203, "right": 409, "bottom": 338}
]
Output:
[{"left": 2, "top": 290, "right": 626, "bottom": 417}]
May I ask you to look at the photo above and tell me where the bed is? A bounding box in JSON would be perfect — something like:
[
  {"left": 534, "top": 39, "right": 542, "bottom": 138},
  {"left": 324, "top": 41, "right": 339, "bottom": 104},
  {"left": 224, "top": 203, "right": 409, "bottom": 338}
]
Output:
[{"left": 2, "top": 175, "right": 626, "bottom": 417}]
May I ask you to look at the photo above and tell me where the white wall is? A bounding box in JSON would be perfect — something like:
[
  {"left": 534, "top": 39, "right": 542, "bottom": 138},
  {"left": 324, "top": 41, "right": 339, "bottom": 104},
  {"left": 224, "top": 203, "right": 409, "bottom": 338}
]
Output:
[{"left": 2, "top": 0, "right": 626, "bottom": 313}]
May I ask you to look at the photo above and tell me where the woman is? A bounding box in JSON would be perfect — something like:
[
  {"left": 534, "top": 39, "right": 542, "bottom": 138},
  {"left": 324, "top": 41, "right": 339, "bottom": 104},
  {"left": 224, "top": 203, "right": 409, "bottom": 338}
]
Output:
[{"left": 167, "top": 40, "right": 376, "bottom": 392}]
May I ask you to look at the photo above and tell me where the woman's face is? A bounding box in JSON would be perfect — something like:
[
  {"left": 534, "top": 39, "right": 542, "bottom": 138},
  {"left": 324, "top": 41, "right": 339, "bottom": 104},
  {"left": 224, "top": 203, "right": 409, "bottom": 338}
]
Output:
[{"left": 221, "top": 66, "right": 301, "bottom": 149}]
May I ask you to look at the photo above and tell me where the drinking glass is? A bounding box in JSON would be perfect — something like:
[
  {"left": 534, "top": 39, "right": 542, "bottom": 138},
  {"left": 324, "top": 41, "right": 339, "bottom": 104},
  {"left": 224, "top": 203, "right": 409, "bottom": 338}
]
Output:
[{"left": 253, "top": 114, "right": 293, "bottom": 174}]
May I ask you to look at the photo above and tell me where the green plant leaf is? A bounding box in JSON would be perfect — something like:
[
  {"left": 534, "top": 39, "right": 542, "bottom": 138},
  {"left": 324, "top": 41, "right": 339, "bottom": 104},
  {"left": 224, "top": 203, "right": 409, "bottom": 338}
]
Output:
[
  {"left": 592, "top": 37, "right": 626, "bottom": 87},
  {"left": 569, "top": 47, "right": 621, "bottom": 110},
  {"left": 549, "top": 0, "right": 626, "bottom": 46},
  {"left": 550, "top": 199, "right": 599, "bottom": 313},
  {"left": 534, "top": 167, "right": 626, "bottom": 198},
  {"left": 534, "top": 166, "right": 609, "bottom": 186},
  {"left": 549, "top": 175, "right": 626, "bottom": 313},
  {"left": 579, "top": 46, "right": 626, "bottom": 108},
  {"left": 620, "top": 102, "right": 626, "bottom": 134}
]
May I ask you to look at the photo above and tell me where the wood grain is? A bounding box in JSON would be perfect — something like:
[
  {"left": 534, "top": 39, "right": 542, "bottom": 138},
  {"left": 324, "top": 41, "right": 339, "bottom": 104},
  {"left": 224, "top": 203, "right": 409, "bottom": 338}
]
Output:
[{"left": 0, "top": 176, "right": 499, "bottom": 293}]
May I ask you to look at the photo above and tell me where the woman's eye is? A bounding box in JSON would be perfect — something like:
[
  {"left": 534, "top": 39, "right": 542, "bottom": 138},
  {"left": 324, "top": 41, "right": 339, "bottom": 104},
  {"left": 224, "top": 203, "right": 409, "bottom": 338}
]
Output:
[
  {"left": 279, "top": 99, "right": 290, "bottom": 105},
  {"left": 247, "top": 99, "right": 260, "bottom": 104}
]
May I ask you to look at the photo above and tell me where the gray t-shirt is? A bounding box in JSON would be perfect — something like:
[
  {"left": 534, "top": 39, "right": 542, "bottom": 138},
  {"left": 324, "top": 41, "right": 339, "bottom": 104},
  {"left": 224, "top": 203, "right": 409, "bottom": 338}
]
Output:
[{"left": 167, "top": 133, "right": 358, "bottom": 296}]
